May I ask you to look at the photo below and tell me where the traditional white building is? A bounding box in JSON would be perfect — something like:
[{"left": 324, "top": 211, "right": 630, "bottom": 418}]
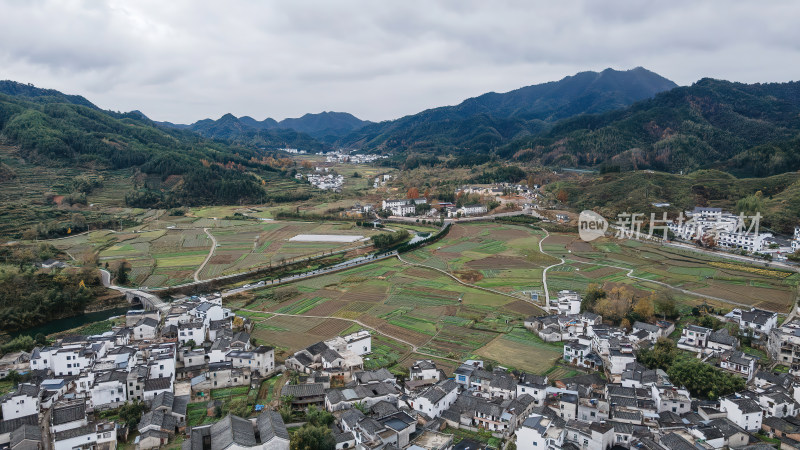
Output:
[
  {"left": 226, "top": 346, "right": 275, "bottom": 377},
  {"left": 720, "top": 396, "right": 763, "bottom": 432},
  {"left": 410, "top": 379, "right": 459, "bottom": 418},
  {"left": 0, "top": 384, "right": 40, "bottom": 420}
]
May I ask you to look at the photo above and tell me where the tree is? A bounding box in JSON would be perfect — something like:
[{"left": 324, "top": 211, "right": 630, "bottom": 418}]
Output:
[
  {"left": 352, "top": 402, "right": 369, "bottom": 415},
  {"left": 290, "top": 425, "right": 335, "bottom": 450},
  {"left": 581, "top": 284, "right": 606, "bottom": 313},
  {"left": 119, "top": 400, "right": 147, "bottom": 428},
  {"left": 593, "top": 286, "right": 634, "bottom": 324},
  {"left": 115, "top": 260, "right": 130, "bottom": 285},
  {"left": 278, "top": 404, "right": 293, "bottom": 423},
  {"left": 653, "top": 292, "right": 678, "bottom": 319},
  {"left": 306, "top": 405, "right": 334, "bottom": 427},
  {"left": 632, "top": 296, "right": 655, "bottom": 322},
  {"left": 3, "top": 370, "right": 21, "bottom": 385},
  {"left": 71, "top": 213, "right": 87, "bottom": 230},
  {"left": 636, "top": 337, "right": 677, "bottom": 371},
  {"left": 556, "top": 189, "right": 568, "bottom": 204},
  {"left": 667, "top": 357, "right": 745, "bottom": 399},
  {"left": 34, "top": 333, "right": 48, "bottom": 346},
  {"left": 406, "top": 187, "right": 419, "bottom": 199}
]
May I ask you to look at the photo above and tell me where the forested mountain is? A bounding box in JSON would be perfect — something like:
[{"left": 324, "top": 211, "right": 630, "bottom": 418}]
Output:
[
  {"left": 164, "top": 111, "right": 369, "bottom": 145},
  {"left": 337, "top": 67, "right": 677, "bottom": 153},
  {"left": 500, "top": 78, "right": 800, "bottom": 177},
  {"left": 0, "top": 80, "right": 98, "bottom": 109},
  {"left": 0, "top": 91, "right": 305, "bottom": 207},
  {"left": 184, "top": 113, "right": 328, "bottom": 151}
]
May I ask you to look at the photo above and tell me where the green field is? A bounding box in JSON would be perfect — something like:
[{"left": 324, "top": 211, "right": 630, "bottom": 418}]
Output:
[
  {"left": 50, "top": 218, "right": 389, "bottom": 288},
  {"left": 541, "top": 232, "right": 799, "bottom": 313},
  {"left": 229, "top": 223, "right": 555, "bottom": 373}
]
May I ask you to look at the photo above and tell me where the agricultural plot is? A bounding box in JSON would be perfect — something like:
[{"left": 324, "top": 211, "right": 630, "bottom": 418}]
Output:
[
  {"left": 475, "top": 327, "right": 563, "bottom": 374},
  {"left": 232, "top": 240, "right": 548, "bottom": 370},
  {"left": 406, "top": 223, "right": 556, "bottom": 294},
  {"left": 544, "top": 233, "right": 799, "bottom": 312},
  {"left": 50, "top": 217, "right": 388, "bottom": 288}
]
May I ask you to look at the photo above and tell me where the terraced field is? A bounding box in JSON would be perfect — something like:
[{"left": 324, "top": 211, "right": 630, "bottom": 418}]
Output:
[
  {"left": 544, "top": 234, "right": 800, "bottom": 313},
  {"left": 233, "top": 238, "right": 553, "bottom": 373},
  {"left": 51, "top": 218, "right": 386, "bottom": 287}
]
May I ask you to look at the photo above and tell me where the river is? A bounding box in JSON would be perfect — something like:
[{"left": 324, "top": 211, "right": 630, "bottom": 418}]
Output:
[{"left": 9, "top": 306, "right": 136, "bottom": 339}]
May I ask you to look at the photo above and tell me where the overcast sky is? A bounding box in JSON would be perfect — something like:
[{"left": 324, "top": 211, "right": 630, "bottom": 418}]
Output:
[{"left": 2, "top": 1, "right": 798, "bottom": 124}]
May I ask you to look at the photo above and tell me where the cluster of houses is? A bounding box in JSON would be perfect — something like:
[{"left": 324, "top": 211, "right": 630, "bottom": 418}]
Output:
[
  {"left": 455, "top": 183, "right": 537, "bottom": 200},
  {"left": 0, "top": 293, "right": 283, "bottom": 450},
  {"left": 518, "top": 289, "right": 800, "bottom": 449},
  {"left": 381, "top": 199, "right": 429, "bottom": 217},
  {"left": 668, "top": 207, "right": 776, "bottom": 253},
  {"left": 380, "top": 198, "right": 488, "bottom": 219},
  {"left": 5, "top": 281, "right": 800, "bottom": 450},
  {"left": 325, "top": 152, "right": 387, "bottom": 164},
  {"left": 296, "top": 170, "right": 345, "bottom": 192}
]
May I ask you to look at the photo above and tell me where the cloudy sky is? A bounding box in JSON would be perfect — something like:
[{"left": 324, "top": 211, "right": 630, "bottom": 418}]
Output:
[{"left": 2, "top": 0, "right": 798, "bottom": 124}]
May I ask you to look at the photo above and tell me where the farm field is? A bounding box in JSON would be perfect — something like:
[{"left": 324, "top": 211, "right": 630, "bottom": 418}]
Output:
[
  {"left": 542, "top": 233, "right": 800, "bottom": 313},
  {"left": 401, "top": 222, "right": 558, "bottom": 296},
  {"left": 230, "top": 221, "right": 799, "bottom": 375},
  {"left": 228, "top": 241, "right": 554, "bottom": 373},
  {"left": 50, "top": 218, "right": 385, "bottom": 287}
]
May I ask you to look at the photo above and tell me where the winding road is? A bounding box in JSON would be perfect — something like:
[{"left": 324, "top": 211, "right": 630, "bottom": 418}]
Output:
[
  {"left": 538, "top": 228, "right": 565, "bottom": 306},
  {"left": 194, "top": 228, "right": 217, "bottom": 282}
]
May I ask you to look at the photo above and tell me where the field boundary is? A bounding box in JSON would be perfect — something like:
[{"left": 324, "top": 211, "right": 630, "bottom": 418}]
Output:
[{"left": 395, "top": 254, "right": 546, "bottom": 314}]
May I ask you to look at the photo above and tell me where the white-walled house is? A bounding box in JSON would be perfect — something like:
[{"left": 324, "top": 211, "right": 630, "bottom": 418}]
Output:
[
  {"left": 178, "top": 321, "right": 206, "bottom": 346},
  {"left": 53, "top": 422, "right": 116, "bottom": 450},
  {"left": 50, "top": 401, "right": 89, "bottom": 434},
  {"left": 189, "top": 302, "right": 232, "bottom": 326},
  {"left": 52, "top": 347, "right": 94, "bottom": 377},
  {"left": 226, "top": 346, "right": 274, "bottom": 377},
  {"left": 29, "top": 346, "right": 57, "bottom": 372},
  {"left": 726, "top": 308, "right": 778, "bottom": 337},
  {"left": 515, "top": 413, "right": 564, "bottom": 450},
  {"left": 651, "top": 385, "right": 691, "bottom": 414},
  {"left": 0, "top": 384, "right": 40, "bottom": 420},
  {"left": 720, "top": 396, "right": 763, "bottom": 432},
  {"left": 516, "top": 373, "right": 548, "bottom": 406},
  {"left": 409, "top": 360, "right": 440, "bottom": 381},
  {"left": 410, "top": 379, "right": 459, "bottom": 418},
  {"left": 90, "top": 371, "right": 128, "bottom": 410},
  {"left": 133, "top": 317, "right": 159, "bottom": 341}
]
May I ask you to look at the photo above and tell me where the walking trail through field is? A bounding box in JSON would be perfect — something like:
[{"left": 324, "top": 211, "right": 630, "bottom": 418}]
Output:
[{"left": 193, "top": 228, "right": 217, "bottom": 282}]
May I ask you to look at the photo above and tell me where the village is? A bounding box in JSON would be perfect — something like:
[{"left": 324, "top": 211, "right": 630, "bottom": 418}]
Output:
[{"left": 1, "top": 279, "right": 800, "bottom": 450}]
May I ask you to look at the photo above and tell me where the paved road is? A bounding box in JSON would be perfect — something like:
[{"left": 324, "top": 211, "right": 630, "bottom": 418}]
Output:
[
  {"left": 194, "top": 228, "right": 217, "bottom": 282},
  {"left": 538, "top": 228, "right": 564, "bottom": 307}
]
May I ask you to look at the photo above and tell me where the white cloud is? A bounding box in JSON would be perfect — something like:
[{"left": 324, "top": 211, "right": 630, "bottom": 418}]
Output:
[{"left": 0, "top": 0, "right": 798, "bottom": 123}]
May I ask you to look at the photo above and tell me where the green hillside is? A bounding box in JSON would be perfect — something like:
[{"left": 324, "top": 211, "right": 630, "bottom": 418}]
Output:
[
  {"left": 0, "top": 92, "right": 310, "bottom": 238},
  {"left": 548, "top": 169, "right": 800, "bottom": 233},
  {"left": 502, "top": 79, "right": 800, "bottom": 177},
  {"left": 339, "top": 67, "right": 677, "bottom": 153}
]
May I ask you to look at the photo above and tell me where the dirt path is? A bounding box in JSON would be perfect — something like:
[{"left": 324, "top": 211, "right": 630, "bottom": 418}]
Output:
[
  {"left": 194, "top": 228, "right": 217, "bottom": 282},
  {"left": 238, "top": 307, "right": 460, "bottom": 363},
  {"left": 394, "top": 254, "right": 545, "bottom": 314}
]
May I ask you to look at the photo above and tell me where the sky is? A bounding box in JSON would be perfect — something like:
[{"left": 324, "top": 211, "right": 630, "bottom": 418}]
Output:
[{"left": 2, "top": 0, "right": 799, "bottom": 124}]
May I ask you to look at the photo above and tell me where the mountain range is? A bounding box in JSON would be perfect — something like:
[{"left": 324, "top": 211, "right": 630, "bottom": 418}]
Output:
[
  {"left": 3, "top": 66, "right": 800, "bottom": 182},
  {"left": 337, "top": 67, "right": 678, "bottom": 152},
  {"left": 161, "top": 111, "right": 370, "bottom": 144}
]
